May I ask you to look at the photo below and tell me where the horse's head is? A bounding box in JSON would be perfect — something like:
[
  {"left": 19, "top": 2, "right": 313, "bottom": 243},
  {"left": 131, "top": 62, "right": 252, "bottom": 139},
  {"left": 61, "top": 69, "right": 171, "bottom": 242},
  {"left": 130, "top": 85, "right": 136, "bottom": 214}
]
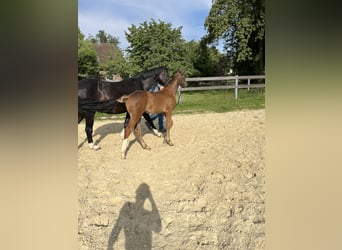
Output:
[
  {"left": 174, "top": 70, "right": 187, "bottom": 87},
  {"left": 139, "top": 66, "right": 170, "bottom": 90},
  {"left": 155, "top": 66, "right": 170, "bottom": 86}
]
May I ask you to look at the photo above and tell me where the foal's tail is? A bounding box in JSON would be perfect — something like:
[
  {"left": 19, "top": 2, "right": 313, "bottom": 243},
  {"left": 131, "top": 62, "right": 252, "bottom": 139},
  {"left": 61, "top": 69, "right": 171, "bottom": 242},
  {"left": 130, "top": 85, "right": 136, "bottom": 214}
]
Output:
[{"left": 116, "top": 95, "right": 129, "bottom": 103}]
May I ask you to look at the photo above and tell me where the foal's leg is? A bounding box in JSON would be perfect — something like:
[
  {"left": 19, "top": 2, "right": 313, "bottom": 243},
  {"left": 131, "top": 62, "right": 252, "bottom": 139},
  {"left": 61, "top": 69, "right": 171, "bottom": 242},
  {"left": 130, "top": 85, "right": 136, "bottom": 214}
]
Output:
[
  {"left": 121, "top": 114, "right": 140, "bottom": 159},
  {"left": 164, "top": 112, "right": 174, "bottom": 146},
  {"left": 120, "top": 112, "right": 131, "bottom": 139},
  {"left": 134, "top": 120, "right": 151, "bottom": 150},
  {"left": 143, "top": 112, "right": 162, "bottom": 137},
  {"left": 85, "top": 113, "right": 100, "bottom": 150}
]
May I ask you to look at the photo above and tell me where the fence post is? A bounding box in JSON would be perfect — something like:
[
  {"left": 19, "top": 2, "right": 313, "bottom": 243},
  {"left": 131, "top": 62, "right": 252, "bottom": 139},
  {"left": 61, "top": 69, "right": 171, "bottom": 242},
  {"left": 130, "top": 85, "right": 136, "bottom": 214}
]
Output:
[
  {"left": 177, "top": 86, "right": 182, "bottom": 104},
  {"left": 234, "top": 75, "right": 238, "bottom": 99},
  {"left": 248, "top": 78, "right": 250, "bottom": 91}
]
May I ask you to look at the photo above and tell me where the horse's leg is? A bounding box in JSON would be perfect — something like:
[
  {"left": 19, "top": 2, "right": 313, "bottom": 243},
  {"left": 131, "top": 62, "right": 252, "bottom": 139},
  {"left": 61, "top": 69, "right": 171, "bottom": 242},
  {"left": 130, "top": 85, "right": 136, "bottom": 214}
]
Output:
[
  {"left": 120, "top": 112, "right": 131, "bottom": 140},
  {"left": 143, "top": 112, "right": 162, "bottom": 137},
  {"left": 121, "top": 114, "right": 139, "bottom": 159},
  {"left": 123, "top": 112, "right": 130, "bottom": 128},
  {"left": 85, "top": 113, "right": 100, "bottom": 150},
  {"left": 78, "top": 113, "right": 84, "bottom": 124},
  {"left": 164, "top": 112, "right": 174, "bottom": 146},
  {"left": 134, "top": 119, "right": 151, "bottom": 150}
]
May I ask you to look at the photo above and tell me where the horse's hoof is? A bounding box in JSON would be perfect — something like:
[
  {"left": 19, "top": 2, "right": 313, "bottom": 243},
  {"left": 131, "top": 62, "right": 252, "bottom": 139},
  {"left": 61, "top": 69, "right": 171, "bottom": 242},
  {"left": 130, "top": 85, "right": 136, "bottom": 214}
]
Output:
[
  {"left": 143, "top": 145, "right": 151, "bottom": 150},
  {"left": 121, "top": 154, "right": 126, "bottom": 160},
  {"left": 166, "top": 141, "right": 174, "bottom": 146}
]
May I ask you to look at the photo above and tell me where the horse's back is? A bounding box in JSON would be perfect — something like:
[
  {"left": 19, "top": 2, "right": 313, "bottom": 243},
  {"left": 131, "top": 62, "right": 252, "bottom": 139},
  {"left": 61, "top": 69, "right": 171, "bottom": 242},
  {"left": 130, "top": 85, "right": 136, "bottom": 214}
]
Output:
[
  {"left": 127, "top": 91, "right": 170, "bottom": 114},
  {"left": 98, "top": 78, "right": 146, "bottom": 100},
  {"left": 128, "top": 90, "right": 149, "bottom": 102},
  {"left": 78, "top": 78, "right": 98, "bottom": 99}
]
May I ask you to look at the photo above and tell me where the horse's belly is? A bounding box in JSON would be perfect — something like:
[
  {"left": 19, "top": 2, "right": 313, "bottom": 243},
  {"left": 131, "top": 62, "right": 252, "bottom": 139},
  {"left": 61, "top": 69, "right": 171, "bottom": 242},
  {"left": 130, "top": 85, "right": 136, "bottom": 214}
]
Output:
[{"left": 108, "top": 103, "right": 127, "bottom": 114}]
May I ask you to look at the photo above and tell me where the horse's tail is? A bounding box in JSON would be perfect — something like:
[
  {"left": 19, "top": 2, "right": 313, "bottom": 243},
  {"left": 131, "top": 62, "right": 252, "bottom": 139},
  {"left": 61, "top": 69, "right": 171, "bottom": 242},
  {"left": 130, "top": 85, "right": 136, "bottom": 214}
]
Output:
[
  {"left": 116, "top": 95, "right": 129, "bottom": 103},
  {"left": 78, "top": 98, "right": 117, "bottom": 113}
]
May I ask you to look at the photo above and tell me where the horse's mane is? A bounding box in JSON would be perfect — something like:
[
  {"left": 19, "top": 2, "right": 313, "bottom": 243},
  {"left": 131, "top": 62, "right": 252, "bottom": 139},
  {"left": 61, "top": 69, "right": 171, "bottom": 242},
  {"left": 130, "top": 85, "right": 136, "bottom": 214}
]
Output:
[{"left": 134, "top": 66, "right": 166, "bottom": 80}]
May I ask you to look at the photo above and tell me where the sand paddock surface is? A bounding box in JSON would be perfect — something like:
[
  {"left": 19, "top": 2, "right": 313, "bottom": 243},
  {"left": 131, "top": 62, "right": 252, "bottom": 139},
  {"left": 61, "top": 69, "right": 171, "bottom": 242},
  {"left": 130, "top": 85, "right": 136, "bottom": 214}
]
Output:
[{"left": 78, "top": 109, "right": 265, "bottom": 249}]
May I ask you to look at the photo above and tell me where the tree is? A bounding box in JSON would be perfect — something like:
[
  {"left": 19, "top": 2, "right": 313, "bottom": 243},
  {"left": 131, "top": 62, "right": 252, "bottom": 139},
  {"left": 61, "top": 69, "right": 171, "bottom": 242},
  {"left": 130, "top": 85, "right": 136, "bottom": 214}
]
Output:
[
  {"left": 125, "top": 19, "right": 194, "bottom": 76},
  {"left": 194, "top": 39, "right": 226, "bottom": 76},
  {"left": 183, "top": 40, "right": 201, "bottom": 76},
  {"left": 86, "top": 30, "right": 120, "bottom": 47},
  {"left": 101, "top": 47, "right": 130, "bottom": 79},
  {"left": 95, "top": 30, "right": 120, "bottom": 46},
  {"left": 82, "top": 30, "right": 127, "bottom": 79},
  {"left": 204, "top": 0, "right": 265, "bottom": 74},
  {"left": 184, "top": 39, "right": 228, "bottom": 77},
  {"left": 78, "top": 27, "right": 99, "bottom": 79}
]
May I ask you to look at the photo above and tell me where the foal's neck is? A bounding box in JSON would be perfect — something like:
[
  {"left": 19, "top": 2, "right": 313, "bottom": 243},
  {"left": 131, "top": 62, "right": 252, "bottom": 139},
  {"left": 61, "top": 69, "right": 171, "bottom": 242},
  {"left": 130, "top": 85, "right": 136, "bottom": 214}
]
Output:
[{"left": 166, "top": 78, "right": 181, "bottom": 95}]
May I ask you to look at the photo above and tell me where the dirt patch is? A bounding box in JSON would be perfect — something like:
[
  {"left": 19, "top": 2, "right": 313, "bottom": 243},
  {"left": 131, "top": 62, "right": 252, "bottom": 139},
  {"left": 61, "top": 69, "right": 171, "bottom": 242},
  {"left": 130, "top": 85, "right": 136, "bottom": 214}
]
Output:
[{"left": 78, "top": 109, "right": 265, "bottom": 249}]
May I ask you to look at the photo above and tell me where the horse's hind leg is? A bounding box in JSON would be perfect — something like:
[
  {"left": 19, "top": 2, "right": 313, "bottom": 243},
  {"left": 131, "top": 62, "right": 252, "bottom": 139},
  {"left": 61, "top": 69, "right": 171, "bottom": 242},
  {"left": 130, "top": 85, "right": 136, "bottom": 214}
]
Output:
[
  {"left": 85, "top": 114, "right": 100, "bottom": 150},
  {"left": 78, "top": 113, "right": 84, "bottom": 124},
  {"left": 134, "top": 120, "right": 151, "bottom": 150}
]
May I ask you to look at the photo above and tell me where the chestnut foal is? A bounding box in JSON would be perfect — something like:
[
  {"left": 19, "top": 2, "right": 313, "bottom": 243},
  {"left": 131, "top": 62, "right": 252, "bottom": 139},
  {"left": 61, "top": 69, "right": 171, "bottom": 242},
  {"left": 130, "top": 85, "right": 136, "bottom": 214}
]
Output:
[{"left": 117, "top": 71, "right": 186, "bottom": 159}]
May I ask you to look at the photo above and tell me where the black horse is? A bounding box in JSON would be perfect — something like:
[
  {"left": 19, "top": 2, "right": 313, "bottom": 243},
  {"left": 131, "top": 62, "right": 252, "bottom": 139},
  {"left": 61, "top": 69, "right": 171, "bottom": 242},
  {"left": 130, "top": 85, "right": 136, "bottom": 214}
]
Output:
[{"left": 78, "top": 66, "right": 170, "bottom": 150}]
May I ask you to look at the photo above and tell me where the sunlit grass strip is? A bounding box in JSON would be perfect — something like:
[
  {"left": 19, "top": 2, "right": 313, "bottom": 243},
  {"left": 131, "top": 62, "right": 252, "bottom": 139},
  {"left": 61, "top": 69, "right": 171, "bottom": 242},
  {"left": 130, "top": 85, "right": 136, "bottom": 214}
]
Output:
[{"left": 94, "top": 88, "right": 265, "bottom": 119}]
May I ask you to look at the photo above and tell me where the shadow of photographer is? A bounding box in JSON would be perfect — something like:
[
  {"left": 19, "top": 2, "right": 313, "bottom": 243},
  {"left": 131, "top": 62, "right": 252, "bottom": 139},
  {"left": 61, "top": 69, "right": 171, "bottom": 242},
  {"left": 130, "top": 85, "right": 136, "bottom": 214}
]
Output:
[{"left": 107, "top": 183, "right": 162, "bottom": 250}]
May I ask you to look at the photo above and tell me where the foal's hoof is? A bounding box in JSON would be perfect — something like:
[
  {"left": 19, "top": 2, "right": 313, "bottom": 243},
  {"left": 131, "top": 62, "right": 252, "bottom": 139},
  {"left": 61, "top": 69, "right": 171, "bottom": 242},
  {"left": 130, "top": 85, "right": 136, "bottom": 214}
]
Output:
[
  {"left": 121, "top": 154, "right": 126, "bottom": 160},
  {"left": 164, "top": 140, "right": 174, "bottom": 146},
  {"left": 143, "top": 145, "right": 151, "bottom": 150}
]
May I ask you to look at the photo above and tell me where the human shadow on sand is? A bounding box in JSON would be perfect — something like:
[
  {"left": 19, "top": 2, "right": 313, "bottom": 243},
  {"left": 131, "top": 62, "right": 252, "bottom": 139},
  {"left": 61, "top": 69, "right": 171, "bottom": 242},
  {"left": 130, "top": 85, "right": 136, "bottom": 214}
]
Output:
[{"left": 107, "top": 183, "right": 162, "bottom": 250}]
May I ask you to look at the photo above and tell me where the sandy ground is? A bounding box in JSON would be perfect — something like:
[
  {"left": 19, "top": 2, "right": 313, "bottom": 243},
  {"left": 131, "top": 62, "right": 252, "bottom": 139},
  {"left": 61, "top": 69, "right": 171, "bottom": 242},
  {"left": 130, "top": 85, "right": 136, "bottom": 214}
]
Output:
[{"left": 78, "top": 109, "right": 265, "bottom": 249}]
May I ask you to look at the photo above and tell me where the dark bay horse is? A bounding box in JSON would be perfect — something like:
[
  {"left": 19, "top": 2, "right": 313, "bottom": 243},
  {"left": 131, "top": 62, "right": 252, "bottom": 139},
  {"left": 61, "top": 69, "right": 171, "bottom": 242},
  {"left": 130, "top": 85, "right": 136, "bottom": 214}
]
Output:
[
  {"left": 117, "top": 71, "right": 186, "bottom": 159},
  {"left": 78, "top": 66, "right": 170, "bottom": 150}
]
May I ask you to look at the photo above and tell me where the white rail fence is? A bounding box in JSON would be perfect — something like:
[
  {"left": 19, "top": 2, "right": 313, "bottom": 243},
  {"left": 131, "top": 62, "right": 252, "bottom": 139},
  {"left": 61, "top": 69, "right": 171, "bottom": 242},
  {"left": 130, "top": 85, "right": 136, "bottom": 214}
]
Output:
[{"left": 178, "top": 75, "right": 265, "bottom": 101}]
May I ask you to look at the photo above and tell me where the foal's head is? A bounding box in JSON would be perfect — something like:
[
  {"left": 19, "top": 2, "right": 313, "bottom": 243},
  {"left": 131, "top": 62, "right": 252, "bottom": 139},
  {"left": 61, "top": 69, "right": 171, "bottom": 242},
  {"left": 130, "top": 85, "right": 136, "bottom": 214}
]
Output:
[{"left": 169, "top": 70, "right": 187, "bottom": 88}]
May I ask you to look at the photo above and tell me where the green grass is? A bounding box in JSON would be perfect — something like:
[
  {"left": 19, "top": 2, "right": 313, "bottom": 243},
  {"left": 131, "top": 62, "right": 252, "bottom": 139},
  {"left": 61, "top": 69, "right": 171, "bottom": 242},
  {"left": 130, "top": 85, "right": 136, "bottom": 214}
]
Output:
[
  {"left": 94, "top": 88, "right": 265, "bottom": 120},
  {"left": 174, "top": 88, "right": 265, "bottom": 114}
]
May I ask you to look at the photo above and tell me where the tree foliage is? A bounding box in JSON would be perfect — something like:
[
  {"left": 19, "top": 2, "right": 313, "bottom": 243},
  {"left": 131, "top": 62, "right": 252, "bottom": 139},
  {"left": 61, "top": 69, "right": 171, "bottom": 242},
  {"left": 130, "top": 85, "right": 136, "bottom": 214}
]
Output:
[
  {"left": 204, "top": 0, "right": 265, "bottom": 74},
  {"left": 78, "top": 14, "right": 241, "bottom": 80},
  {"left": 81, "top": 29, "right": 127, "bottom": 79},
  {"left": 102, "top": 50, "right": 130, "bottom": 79},
  {"left": 125, "top": 19, "right": 194, "bottom": 76},
  {"left": 86, "top": 30, "right": 120, "bottom": 46},
  {"left": 194, "top": 40, "right": 228, "bottom": 76},
  {"left": 78, "top": 27, "right": 99, "bottom": 79}
]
